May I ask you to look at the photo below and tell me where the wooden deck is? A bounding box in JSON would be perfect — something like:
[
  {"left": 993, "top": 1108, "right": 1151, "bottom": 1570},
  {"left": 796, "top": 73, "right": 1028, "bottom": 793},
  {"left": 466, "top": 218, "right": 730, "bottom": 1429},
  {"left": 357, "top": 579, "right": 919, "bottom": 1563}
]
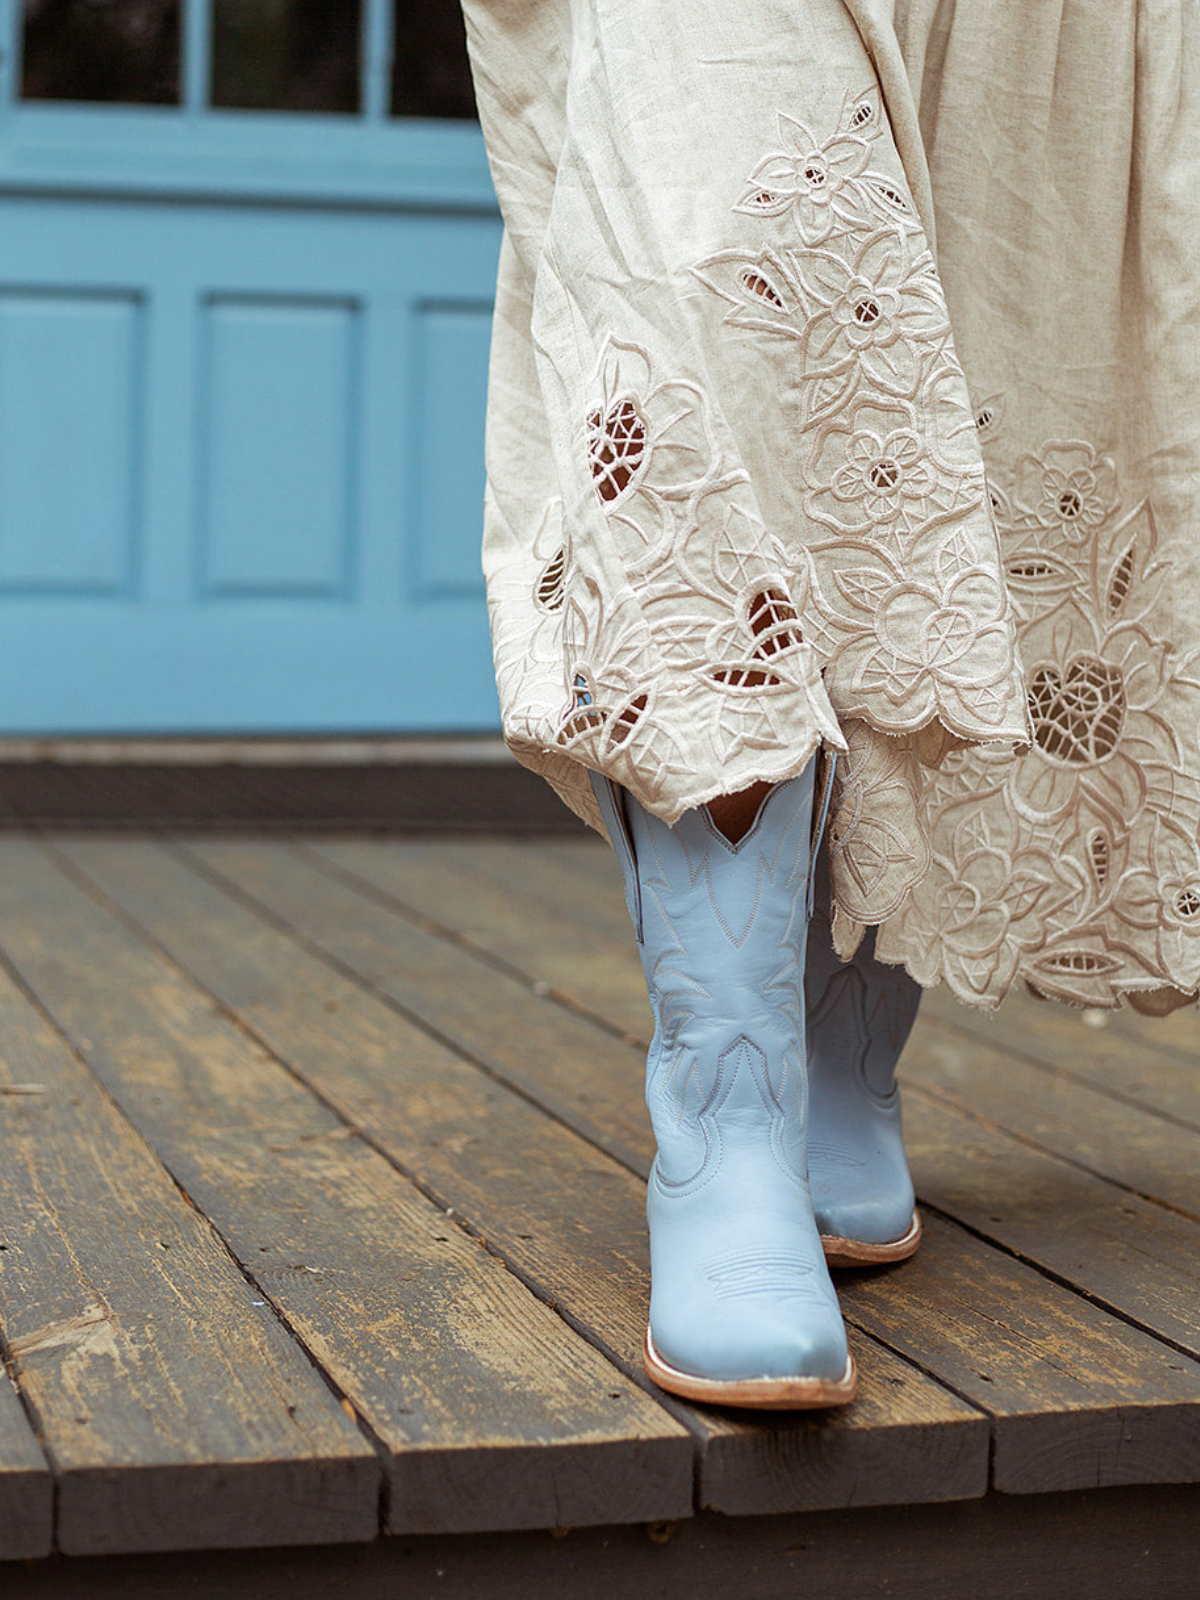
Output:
[{"left": 1, "top": 831, "right": 1199, "bottom": 1597}]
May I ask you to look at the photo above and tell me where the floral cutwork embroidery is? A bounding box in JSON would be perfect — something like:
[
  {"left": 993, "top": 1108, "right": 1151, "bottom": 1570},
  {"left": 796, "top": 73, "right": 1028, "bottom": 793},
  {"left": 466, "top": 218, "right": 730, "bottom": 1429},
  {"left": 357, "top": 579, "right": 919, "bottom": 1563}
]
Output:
[
  {"left": 551, "top": 335, "right": 845, "bottom": 783},
  {"left": 694, "top": 90, "right": 1025, "bottom": 749},
  {"left": 733, "top": 100, "right": 903, "bottom": 244},
  {"left": 1028, "top": 657, "right": 1126, "bottom": 766},
  {"left": 874, "top": 421, "right": 1200, "bottom": 1009}
]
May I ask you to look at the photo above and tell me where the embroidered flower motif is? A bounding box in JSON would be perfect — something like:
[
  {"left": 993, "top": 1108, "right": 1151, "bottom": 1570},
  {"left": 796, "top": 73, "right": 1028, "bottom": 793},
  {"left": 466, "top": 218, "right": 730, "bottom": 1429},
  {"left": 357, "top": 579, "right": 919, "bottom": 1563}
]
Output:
[
  {"left": 900, "top": 838, "right": 1056, "bottom": 1000},
  {"left": 585, "top": 339, "right": 718, "bottom": 513},
  {"left": 496, "top": 81, "right": 1200, "bottom": 1015},
  {"left": 1004, "top": 616, "right": 1172, "bottom": 828},
  {"left": 1101, "top": 821, "right": 1200, "bottom": 1002},
  {"left": 881, "top": 429, "right": 1200, "bottom": 1008},
  {"left": 801, "top": 394, "right": 983, "bottom": 543},
  {"left": 798, "top": 535, "right": 1020, "bottom": 738},
  {"left": 693, "top": 232, "right": 945, "bottom": 405},
  {"left": 1013, "top": 441, "right": 1119, "bottom": 543},
  {"left": 827, "top": 421, "right": 937, "bottom": 528},
  {"left": 736, "top": 110, "right": 878, "bottom": 243},
  {"left": 797, "top": 230, "right": 949, "bottom": 399}
]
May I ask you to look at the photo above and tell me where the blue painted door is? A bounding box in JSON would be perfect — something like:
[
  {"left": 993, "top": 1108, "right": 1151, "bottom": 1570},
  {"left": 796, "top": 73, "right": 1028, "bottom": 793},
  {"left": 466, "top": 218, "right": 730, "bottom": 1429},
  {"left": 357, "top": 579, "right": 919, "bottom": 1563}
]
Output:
[{"left": 0, "top": 0, "right": 501, "bottom": 733}]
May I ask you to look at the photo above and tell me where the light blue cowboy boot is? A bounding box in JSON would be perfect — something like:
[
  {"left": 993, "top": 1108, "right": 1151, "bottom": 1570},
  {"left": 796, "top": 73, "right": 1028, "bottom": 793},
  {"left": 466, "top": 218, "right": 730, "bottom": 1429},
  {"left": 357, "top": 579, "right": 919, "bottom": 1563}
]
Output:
[
  {"left": 806, "top": 846, "right": 922, "bottom": 1266},
  {"left": 592, "top": 766, "right": 856, "bottom": 1409}
]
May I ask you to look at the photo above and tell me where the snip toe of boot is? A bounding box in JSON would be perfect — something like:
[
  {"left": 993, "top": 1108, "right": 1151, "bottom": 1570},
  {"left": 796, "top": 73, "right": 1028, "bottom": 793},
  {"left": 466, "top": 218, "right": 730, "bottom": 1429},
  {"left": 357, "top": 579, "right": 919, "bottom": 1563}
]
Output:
[{"left": 643, "top": 1327, "right": 857, "bottom": 1410}]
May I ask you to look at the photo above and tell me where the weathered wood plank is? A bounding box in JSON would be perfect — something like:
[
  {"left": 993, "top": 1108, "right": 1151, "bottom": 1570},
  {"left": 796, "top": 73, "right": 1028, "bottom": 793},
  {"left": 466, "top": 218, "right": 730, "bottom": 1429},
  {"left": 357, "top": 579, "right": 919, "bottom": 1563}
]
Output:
[
  {"left": 327, "top": 837, "right": 1200, "bottom": 1360},
  {"left": 0, "top": 950, "right": 378, "bottom": 1557},
  {"left": 359, "top": 836, "right": 1200, "bottom": 1156},
  {"left": 0, "top": 1373, "right": 53, "bottom": 1560},
  {"left": 841, "top": 1210, "right": 1200, "bottom": 1493},
  {"left": 183, "top": 839, "right": 656, "bottom": 1174},
  {"left": 901, "top": 1015, "right": 1200, "bottom": 1220},
  {"left": 0, "top": 839, "right": 694, "bottom": 1538},
  {"left": 921, "top": 985, "right": 1200, "bottom": 1133},
  {"left": 901, "top": 1090, "right": 1200, "bottom": 1361},
  {"left": 332, "top": 838, "right": 1200, "bottom": 1158},
  {"left": 60, "top": 835, "right": 992, "bottom": 1516},
  {"left": 305, "top": 838, "right": 652, "bottom": 1039},
  {"left": 199, "top": 837, "right": 1200, "bottom": 1351}
]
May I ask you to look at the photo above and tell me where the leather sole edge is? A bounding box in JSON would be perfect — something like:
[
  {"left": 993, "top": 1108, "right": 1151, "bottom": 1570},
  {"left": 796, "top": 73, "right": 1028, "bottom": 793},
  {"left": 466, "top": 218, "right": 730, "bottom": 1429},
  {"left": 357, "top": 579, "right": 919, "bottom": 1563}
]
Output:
[
  {"left": 643, "top": 1329, "right": 858, "bottom": 1410},
  {"left": 821, "top": 1209, "right": 922, "bottom": 1269}
]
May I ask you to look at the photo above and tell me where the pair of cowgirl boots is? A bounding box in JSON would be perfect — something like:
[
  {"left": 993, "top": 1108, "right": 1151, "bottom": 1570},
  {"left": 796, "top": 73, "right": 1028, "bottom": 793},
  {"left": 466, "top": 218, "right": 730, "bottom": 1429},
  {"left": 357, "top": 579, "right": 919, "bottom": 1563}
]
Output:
[
  {"left": 591, "top": 763, "right": 920, "bottom": 1409},
  {"left": 806, "top": 845, "right": 922, "bottom": 1267}
]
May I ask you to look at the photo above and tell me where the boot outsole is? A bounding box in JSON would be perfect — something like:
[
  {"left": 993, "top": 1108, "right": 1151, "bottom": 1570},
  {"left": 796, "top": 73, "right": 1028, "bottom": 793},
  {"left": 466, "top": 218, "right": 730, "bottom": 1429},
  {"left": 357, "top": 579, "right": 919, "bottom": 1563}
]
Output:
[
  {"left": 643, "top": 1329, "right": 858, "bottom": 1410},
  {"left": 821, "top": 1210, "right": 922, "bottom": 1269}
]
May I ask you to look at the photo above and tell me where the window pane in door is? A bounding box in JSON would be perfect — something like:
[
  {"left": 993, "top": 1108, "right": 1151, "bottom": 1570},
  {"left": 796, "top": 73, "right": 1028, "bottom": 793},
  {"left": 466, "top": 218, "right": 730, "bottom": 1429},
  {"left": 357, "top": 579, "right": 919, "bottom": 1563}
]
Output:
[
  {"left": 21, "top": 0, "right": 181, "bottom": 104},
  {"left": 211, "top": 0, "right": 361, "bottom": 113},
  {"left": 391, "top": 0, "right": 476, "bottom": 120}
]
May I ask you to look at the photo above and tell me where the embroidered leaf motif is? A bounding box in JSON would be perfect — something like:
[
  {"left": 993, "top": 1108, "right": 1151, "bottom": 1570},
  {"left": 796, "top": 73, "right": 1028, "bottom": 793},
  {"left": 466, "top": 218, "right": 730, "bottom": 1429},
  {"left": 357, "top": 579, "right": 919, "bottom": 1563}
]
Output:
[
  {"left": 1087, "top": 827, "right": 1111, "bottom": 888},
  {"left": 1003, "top": 870, "right": 1050, "bottom": 923},
  {"left": 867, "top": 176, "right": 911, "bottom": 214},
  {"left": 748, "top": 587, "right": 803, "bottom": 657},
  {"left": 834, "top": 567, "right": 892, "bottom": 611},
  {"left": 834, "top": 817, "right": 918, "bottom": 899},
  {"left": 606, "top": 692, "right": 648, "bottom": 749},
  {"left": 536, "top": 547, "right": 567, "bottom": 611},
  {"left": 1034, "top": 949, "right": 1121, "bottom": 977},
  {"left": 974, "top": 394, "right": 1006, "bottom": 435},
  {"left": 735, "top": 186, "right": 793, "bottom": 218},
  {"left": 707, "top": 663, "right": 786, "bottom": 690},
  {"left": 1002, "top": 554, "right": 1078, "bottom": 595},
  {"left": 1106, "top": 540, "right": 1137, "bottom": 619},
  {"left": 691, "top": 250, "right": 805, "bottom": 335}
]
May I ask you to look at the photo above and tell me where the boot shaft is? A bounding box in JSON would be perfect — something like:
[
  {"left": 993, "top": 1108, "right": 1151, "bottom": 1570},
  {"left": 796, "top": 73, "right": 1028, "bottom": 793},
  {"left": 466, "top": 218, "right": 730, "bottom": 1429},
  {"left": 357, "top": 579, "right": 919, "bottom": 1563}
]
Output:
[{"left": 592, "top": 768, "right": 817, "bottom": 1191}]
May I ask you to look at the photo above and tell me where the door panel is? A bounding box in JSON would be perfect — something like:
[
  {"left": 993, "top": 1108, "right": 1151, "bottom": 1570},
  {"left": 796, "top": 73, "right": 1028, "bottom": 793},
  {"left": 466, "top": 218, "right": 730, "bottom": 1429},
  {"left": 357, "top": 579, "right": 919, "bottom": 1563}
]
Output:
[
  {"left": 199, "top": 295, "right": 359, "bottom": 599},
  {"left": 0, "top": 289, "right": 142, "bottom": 595}
]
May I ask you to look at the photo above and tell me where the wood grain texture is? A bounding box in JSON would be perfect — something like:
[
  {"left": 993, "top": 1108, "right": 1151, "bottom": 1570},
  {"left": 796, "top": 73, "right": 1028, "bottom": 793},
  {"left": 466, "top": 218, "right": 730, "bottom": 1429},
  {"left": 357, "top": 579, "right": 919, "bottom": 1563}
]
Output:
[
  {"left": 902, "top": 1015, "right": 1200, "bottom": 1219},
  {"left": 841, "top": 1212, "right": 1200, "bottom": 1493},
  {"left": 58, "top": 835, "right": 992, "bottom": 1517},
  {"left": 0, "top": 839, "right": 693, "bottom": 1538},
  {"left": 0, "top": 1374, "right": 53, "bottom": 1560},
  {"left": 199, "top": 837, "right": 1200, "bottom": 1351},
  {"left": 902, "top": 1091, "right": 1200, "bottom": 1358},
  {"left": 921, "top": 984, "right": 1200, "bottom": 1133},
  {"left": 184, "top": 838, "right": 656, "bottom": 1174},
  {"left": 0, "top": 941, "right": 377, "bottom": 1557},
  {"left": 246, "top": 837, "right": 1200, "bottom": 1495},
  {"left": 305, "top": 837, "right": 653, "bottom": 1039},
  {"left": 332, "top": 839, "right": 1200, "bottom": 1362}
]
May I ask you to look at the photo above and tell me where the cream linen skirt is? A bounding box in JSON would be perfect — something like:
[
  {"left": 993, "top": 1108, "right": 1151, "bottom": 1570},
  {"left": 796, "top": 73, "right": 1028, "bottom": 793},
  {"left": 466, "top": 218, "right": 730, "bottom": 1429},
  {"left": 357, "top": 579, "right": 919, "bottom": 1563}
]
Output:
[{"left": 461, "top": 0, "right": 1200, "bottom": 1013}]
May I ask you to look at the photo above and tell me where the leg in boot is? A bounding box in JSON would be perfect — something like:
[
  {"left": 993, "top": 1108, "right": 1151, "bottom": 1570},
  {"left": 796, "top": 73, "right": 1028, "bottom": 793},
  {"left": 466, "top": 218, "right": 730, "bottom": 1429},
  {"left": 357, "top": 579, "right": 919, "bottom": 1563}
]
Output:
[
  {"left": 806, "top": 844, "right": 922, "bottom": 1267},
  {"left": 592, "top": 765, "right": 856, "bottom": 1410}
]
